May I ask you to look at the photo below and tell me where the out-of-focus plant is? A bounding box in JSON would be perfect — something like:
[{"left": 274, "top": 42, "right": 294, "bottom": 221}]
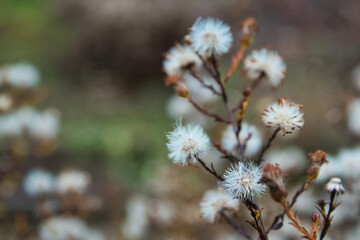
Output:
[{"left": 163, "top": 17, "right": 346, "bottom": 240}]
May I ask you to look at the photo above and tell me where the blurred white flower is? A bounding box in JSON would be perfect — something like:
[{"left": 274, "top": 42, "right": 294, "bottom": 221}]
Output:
[
  {"left": 86, "top": 229, "right": 106, "bottom": 240},
  {"left": 56, "top": 170, "right": 90, "bottom": 194},
  {"left": 262, "top": 97, "right": 304, "bottom": 135},
  {"left": 122, "top": 195, "right": 149, "bottom": 239},
  {"left": 244, "top": 48, "right": 286, "bottom": 87},
  {"left": 23, "top": 169, "right": 55, "bottom": 197},
  {"left": 5, "top": 62, "right": 40, "bottom": 88},
  {"left": 28, "top": 110, "right": 60, "bottom": 140},
  {"left": 39, "top": 216, "right": 88, "bottom": 240},
  {"left": 190, "top": 17, "right": 233, "bottom": 56},
  {"left": 166, "top": 120, "right": 210, "bottom": 165},
  {"left": 0, "top": 112, "right": 23, "bottom": 137},
  {"left": 337, "top": 147, "right": 360, "bottom": 179},
  {"left": 200, "top": 188, "right": 239, "bottom": 223},
  {"left": 222, "top": 161, "right": 266, "bottom": 200},
  {"left": 163, "top": 44, "right": 202, "bottom": 76},
  {"left": 148, "top": 199, "right": 176, "bottom": 227},
  {"left": 347, "top": 98, "right": 360, "bottom": 136},
  {"left": 0, "top": 94, "right": 12, "bottom": 111},
  {"left": 221, "top": 122, "right": 262, "bottom": 157},
  {"left": 352, "top": 64, "right": 360, "bottom": 92},
  {"left": 265, "top": 147, "right": 306, "bottom": 171}
]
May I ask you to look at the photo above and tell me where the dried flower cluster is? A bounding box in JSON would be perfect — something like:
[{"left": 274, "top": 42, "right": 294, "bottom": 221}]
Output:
[{"left": 164, "top": 16, "right": 345, "bottom": 240}]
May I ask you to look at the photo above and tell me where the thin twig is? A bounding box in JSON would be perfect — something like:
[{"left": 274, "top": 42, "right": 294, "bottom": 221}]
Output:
[
  {"left": 256, "top": 127, "right": 280, "bottom": 165},
  {"left": 319, "top": 191, "right": 336, "bottom": 240},
  {"left": 190, "top": 71, "right": 222, "bottom": 96},
  {"left": 188, "top": 98, "right": 230, "bottom": 124},
  {"left": 195, "top": 154, "right": 224, "bottom": 181},
  {"left": 220, "top": 211, "right": 253, "bottom": 240}
]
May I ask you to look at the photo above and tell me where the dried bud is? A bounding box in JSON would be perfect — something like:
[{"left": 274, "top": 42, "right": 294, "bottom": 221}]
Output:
[
  {"left": 307, "top": 150, "right": 329, "bottom": 181},
  {"left": 311, "top": 212, "right": 320, "bottom": 223},
  {"left": 165, "top": 74, "right": 182, "bottom": 87},
  {"left": 240, "top": 17, "right": 259, "bottom": 47},
  {"left": 174, "top": 82, "right": 189, "bottom": 99},
  {"left": 260, "top": 163, "right": 287, "bottom": 204},
  {"left": 325, "top": 177, "right": 345, "bottom": 195}
]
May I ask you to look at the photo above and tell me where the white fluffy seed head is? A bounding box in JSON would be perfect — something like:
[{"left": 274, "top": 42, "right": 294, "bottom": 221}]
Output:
[
  {"left": 23, "top": 169, "right": 55, "bottom": 197},
  {"left": 325, "top": 177, "right": 345, "bottom": 195},
  {"left": 262, "top": 97, "right": 304, "bottom": 135},
  {"left": 39, "top": 216, "right": 88, "bottom": 240},
  {"left": 190, "top": 17, "right": 233, "bottom": 56},
  {"left": 200, "top": 188, "right": 239, "bottom": 223},
  {"left": 166, "top": 120, "right": 210, "bottom": 165},
  {"left": 4, "top": 62, "right": 40, "bottom": 88},
  {"left": 222, "top": 161, "right": 266, "bottom": 200},
  {"left": 244, "top": 48, "right": 286, "bottom": 87},
  {"left": 163, "top": 44, "right": 202, "bottom": 76},
  {"left": 221, "top": 123, "right": 262, "bottom": 157}
]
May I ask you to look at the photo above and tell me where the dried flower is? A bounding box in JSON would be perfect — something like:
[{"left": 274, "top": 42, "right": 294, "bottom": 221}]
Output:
[
  {"left": 260, "top": 163, "right": 287, "bottom": 204},
  {"left": 222, "top": 161, "right": 266, "bottom": 200},
  {"left": 244, "top": 48, "right": 286, "bottom": 87},
  {"left": 163, "top": 44, "right": 202, "bottom": 76},
  {"left": 240, "top": 17, "right": 259, "bottom": 47},
  {"left": 307, "top": 150, "right": 329, "bottom": 181},
  {"left": 200, "top": 187, "right": 239, "bottom": 223},
  {"left": 325, "top": 177, "right": 345, "bottom": 195},
  {"left": 166, "top": 120, "right": 210, "bottom": 165},
  {"left": 190, "top": 17, "right": 233, "bottom": 56},
  {"left": 262, "top": 97, "right": 304, "bottom": 135},
  {"left": 221, "top": 122, "right": 262, "bottom": 157}
]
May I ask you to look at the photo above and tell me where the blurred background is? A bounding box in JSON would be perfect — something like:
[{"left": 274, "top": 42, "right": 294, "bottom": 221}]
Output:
[{"left": 1, "top": 0, "right": 360, "bottom": 239}]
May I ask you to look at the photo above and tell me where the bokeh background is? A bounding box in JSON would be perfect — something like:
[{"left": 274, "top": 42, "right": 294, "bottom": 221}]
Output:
[{"left": 1, "top": 0, "right": 360, "bottom": 239}]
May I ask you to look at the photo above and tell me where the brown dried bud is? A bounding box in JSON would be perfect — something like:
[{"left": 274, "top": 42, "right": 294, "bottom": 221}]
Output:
[
  {"left": 240, "top": 17, "right": 259, "bottom": 47},
  {"left": 260, "top": 163, "right": 287, "bottom": 204},
  {"left": 174, "top": 82, "right": 189, "bottom": 99},
  {"left": 165, "top": 74, "right": 182, "bottom": 87},
  {"left": 307, "top": 150, "right": 329, "bottom": 181}
]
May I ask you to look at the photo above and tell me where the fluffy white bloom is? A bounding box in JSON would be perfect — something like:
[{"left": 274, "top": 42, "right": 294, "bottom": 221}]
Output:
[
  {"left": 148, "top": 199, "right": 176, "bottom": 226},
  {"left": 0, "top": 112, "right": 23, "bottom": 137},
  {"left": 262, "top": 97, "right": 304, "bottom": 135},
  {"left": 122, "top": 195, "right": 149, "bottom": 239},
  {"left": 222, "top": 161, "right": 266, "bottom": 200},
  {"left": 190, "top": 17, "right": 233, "bottom": 56},
  {"left": 39, "top": 216, "right": 88, "bottom": 240},
  {"left": 265, "top": 147, "right": 306, "bottom": 171},
  {"left": 28, "top": 110, "right": 60, "bottom": 140},
  {"left": 325, "top": 177, "right": 345, "bottom": 194},
  {"left": 221, "top": 123, "right": 262, "bottom": 157},
  {"left": 337, "top": 147, "right": 360, "bottom": 179},
  {"left": 5, "top": 62, "right": 40, "bottom": 88},
  {"left": 166, "top": 121, "right": 210, "bottom": 165},
  {"left": 23, "top": 169, "right": 55, "bottom": 197},
  {"left": 163, "top": 44, "right": 202, "bottom": 76},
  {"left": 244, "top": 48, "right": 286, "bottom": 87},
  {"left": 347, "top": 98, "right": 360, "bottom": 136},
  {"left": 56, "top": 170, "right": 90, "bottom": 194},
  {"left": 200, "top": 188, "right": 239, "bottom": 223}
]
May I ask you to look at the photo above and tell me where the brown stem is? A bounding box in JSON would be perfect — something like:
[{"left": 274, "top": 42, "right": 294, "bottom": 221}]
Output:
[
  {"left": 190, "top": 71, "right": 222, "bottom": 96},
  {"left": 319, "top": 191, "right": 336, "bottom": 240},
  {"left": 266, "top": 178, "right": 311, "bottom": 234},
  {"left": 222, "top": 44, "right": 247, "bottom": 85},
  {"left": 220, "top": 211, "right": 253, "bottom": 240},
  {"left": 282, "top": 202, "right": 315, "bottom": 240},
  {"left": 188, "top": 98, "right": 230, "bottom": 124},
  {"left": 195, "top": 154, "right": 224, "bottom": 181},
  {"left": 256, "top": 127, "right": 280, "bottom": 165},
  {"left": 244, "top": 200, "right": 268, "bottom": 240}
]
